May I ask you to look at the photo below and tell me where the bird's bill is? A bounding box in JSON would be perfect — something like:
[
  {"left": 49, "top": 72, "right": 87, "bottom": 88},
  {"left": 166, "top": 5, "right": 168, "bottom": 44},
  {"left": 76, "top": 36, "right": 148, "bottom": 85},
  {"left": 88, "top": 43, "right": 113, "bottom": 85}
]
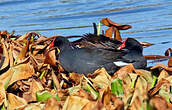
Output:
[
  {"left": 117, "top": 38, "right": 127, "bottom": 50},
  {"left": 48, "top": 38, "right": 56, "bottom": 49}
]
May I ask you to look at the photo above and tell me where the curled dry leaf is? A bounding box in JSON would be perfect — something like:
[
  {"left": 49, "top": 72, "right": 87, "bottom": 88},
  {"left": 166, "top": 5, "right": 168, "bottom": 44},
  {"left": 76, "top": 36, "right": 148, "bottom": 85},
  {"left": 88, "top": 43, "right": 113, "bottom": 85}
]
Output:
[
  {"left": 134, "top": 69, "right": 152, "bottom": 89},
  {"left": 71, "top": 88, "right": 95, "bottom": 101},
  {"left": 151, "top": 64, "right": 172, "bottom": 72},
  {"left": 23, "top": 79, "right": 44, "bottom": 102},
  {"left": 82, "top": 101, "right": 105, "bottom": 110},
  {"left": 150, "top": 96, "right": 172, "bottom": 110},
  {"left": 168, "top": 57, "right": 172, "bottom": 67},
  {"left": 62, "top": 96, "right": 90, "bottom": 110},
  {"left": 44, "top": 97, "right": 62, "bottom": 110},
  {"left": 105, "top": 26, "right": 114, "bottom": 38},
  {"left": 18, "top": 40, "right": 29, "bottom": 61},
  {"left": 130, "top": 76, "right": 148, "bottom": 110},
  {"left": 44, "top": 49, "right": 57, "bottom": 67},
  {"left": 100, "top": 18, "right": 132, "bottom": 30},
  {"left": 0, "top": 68, "right": 12, "bottom": 90},
  {"left": 114, "top": 27, "right": 122, "bottom": 41},
  {"left": 34, "top": 35, "right": 63, "bottom": 45},
  {"left": 16, "top": 32, "right": 40, "bottom": 42},
  {"left": 122, "top": 73, "right": 136, "bottom": 107},
  {"left": 149, "top": 79, "right": 170, "bottom": 97},
  {"left": 8, "top": 61, "right": 35, "bottom": 87},
  {"left": 144, "top": 55, "right": 169, "bottom": 60},
  {"left": 7, "top": 93, "right": 27, "bottom": 110},
  {"left": 0, "top": 82, "right": 6, "bottom": 106},
  {"left": 115, "top": 64, "right": 135, "bottom": 80},
  {"left": 22, "top": 102, "right": 43, "bottom": 110},
  {"left": 9, "top": 45, "right": 14, "bottom": 67},
  {"left": 52, "top": 70, "right": 61, "bottom": 90},
  {"left": 0, "top": 30, "right": 10, "bottom": 39},
  {"left": 90, "top": 68, "right": 111, "bottom": 89},
  {"left": 102, "top": 87, "right": 111, "bottom": 107},
  {"left": 158, "top": 70, "right": 169, "bottom": 82},
  {"left": 101, "top": 18, "right": 131, "bottom": 40},
  {"left": 69, "top": 73, "right": 83, "bottom": 86},
  {"left": 0, "top": 42, "right": 10, "bottom": 73},
  {"left": 165, "top": 48, "right": 172, "bottom": 56}
]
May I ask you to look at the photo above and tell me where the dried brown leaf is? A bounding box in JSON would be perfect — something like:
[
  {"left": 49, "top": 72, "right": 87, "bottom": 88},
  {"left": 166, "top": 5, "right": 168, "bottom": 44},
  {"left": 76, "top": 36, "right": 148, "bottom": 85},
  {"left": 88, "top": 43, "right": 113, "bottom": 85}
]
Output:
[
  {"left": 149, "top": 79, "right": 170, "bottom": 97},
  {"left": 82, "top": 101, "right": 106, "bottom": 110},
  {"left": 114, "top": 27, "right": 122, "bottom": 41},
  {"left": 0, "top": 82, "right": 6, "bottom": 106},
  {"left": 62, "top": 96, "right": 90, "bottom": 110},
  {"left": 168, "top": 57, "right": 172, "bottom": 67},
  {"left": 158, "top": 70, "right": 169, "bottom": 82},
  {"left": 101, "top": 18, "right": 132, "bottom": 30},
  {"left": 44, "top": 49, "right": 57, "bottom": 67},
  {"left": 44, "top": 97, "right": 62, "bottom": 110},
  {"left": 35, "top": 35, "right": 63, "bottom": 45},
  {"left": 105, "top": 27, "right": 113, "bottom": 38},
  {"left": 151, "top": 64, "right": 172, "bottom": 72},
  {"left": 115, "top": 64, "right": 135, "bottom": 80},
  {"left": 150, "top": 95, "right": 172, "bottom": 110},
  {"left": 0, "top": 30, "right": 10, "bottom": 39},
  {"left": 102, "top": 87, "right": 111, "bottom": 107},
  {"left": 16, "top": 32, "right": 40, "bottom": 42},
  {"left": 134, "top": 69, "right": 152, "bottom": 89},
  {"left": 144, "top": 55, "right": 168, "bottom": 60},
  {"left": 71, "top": 89, "right": 95, "bottom": 101},
  {"left": 7, "top": 93, "right": 27, "bottom": 110},
  {"left": 9, "top": 45, "right": 14, "bottom": 67},
  {"left": 69, "top": 72, "right": 83, "bottom": 86},
  {"left": 18, "top": 40, "right": 29, "bottom": 60},
  {"left": 8, "top": 61, "right": 35, "bottom": 86},
  {"left": 165, "top": 48, "right": 172, "bottom": 56},
  {"left": 52, "top": 70, "right": 61, "bottom": 90},
  {"left": 23, "top": 79, "right": 44, "bottom": 102},
  {"left": 23, "top": 102, "right": 43, "bottom": 110},
  {"left": 17, "top": 33, "right": 32, "bottom": 41},
  {"left": 130, "top": 77, "right": 148, "bottom": 110},
  {"left": 0, "top": 41, "right": 10, "bottom": 72},
  {"left": 90, "top": 68, "right": 111, "bottom": 89},
  {"left": 0, "top": 68, "right": 12, "bottom": 89},
  {"left": 122, "top": 73, "right": 135, "bottom": 107}
]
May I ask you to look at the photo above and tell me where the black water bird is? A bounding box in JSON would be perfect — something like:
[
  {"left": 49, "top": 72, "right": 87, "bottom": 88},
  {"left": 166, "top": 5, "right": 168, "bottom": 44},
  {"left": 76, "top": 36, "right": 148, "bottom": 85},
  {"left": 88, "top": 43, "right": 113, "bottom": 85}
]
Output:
[{"left": 49, "top": 36, "right": 147, "bottom": 75}]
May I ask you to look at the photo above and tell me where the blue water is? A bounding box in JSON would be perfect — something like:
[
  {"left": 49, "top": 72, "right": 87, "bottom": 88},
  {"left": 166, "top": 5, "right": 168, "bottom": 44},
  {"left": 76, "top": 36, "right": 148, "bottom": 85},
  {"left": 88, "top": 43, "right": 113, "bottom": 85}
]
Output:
[{"left": 0, "top": 0, "right": 172, "bottom": 65}]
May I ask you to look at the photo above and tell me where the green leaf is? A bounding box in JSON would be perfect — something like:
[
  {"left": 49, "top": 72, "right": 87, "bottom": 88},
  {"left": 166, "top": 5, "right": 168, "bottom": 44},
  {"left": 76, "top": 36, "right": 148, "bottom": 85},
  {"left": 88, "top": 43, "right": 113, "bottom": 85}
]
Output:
[
  {"left": 131, "top": 76, "right": 137, "bottom": 89},
  {"left": 111, "top": 78, "right": 123, "bottom": 96},
  {"left": 36, "top": 91, "right": 53, "bottom": 102},
  {"left": 40, "top": 70, "right": 46, "bottom": 80},
  {"left": 97, "top": 22, "right": 101, "bottom": 36},
  {"left": 0, "top": 105, "right": 5, "bottom": 110},
  {"left": 151, "top": 75, "right": 157, "bottom": 89},
  {"left": 56, "top": 95, "right": 60, "bottom": 101},
  {"left": 146, "top": 102, "right": 154, "bottom": 110},
  {"left": 10, "top": 38, "right": 16, "bottom": 40}
]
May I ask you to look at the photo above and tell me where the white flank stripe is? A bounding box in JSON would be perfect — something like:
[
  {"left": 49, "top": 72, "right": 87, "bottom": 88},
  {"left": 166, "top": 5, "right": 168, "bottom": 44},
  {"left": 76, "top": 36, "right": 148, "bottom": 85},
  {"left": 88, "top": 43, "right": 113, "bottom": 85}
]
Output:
[{"left": 113, "top": 61, "right": 130, "bottom": 67}]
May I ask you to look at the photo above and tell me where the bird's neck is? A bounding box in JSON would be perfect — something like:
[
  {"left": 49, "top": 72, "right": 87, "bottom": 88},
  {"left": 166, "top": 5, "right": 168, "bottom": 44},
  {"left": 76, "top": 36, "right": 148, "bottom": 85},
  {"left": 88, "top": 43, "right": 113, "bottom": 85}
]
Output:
[
  {"left": 59, "top": 44, "right": 72, "bottom": 53},
  {"left": 128, "top": 49, "right": 142, "bottom": 56}
]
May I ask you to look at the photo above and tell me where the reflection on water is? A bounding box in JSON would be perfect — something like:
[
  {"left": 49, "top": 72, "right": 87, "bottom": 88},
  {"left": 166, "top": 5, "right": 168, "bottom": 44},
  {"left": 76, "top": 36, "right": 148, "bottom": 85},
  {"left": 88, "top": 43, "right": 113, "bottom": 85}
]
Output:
[{"left": 0, "top": 0, "right": 172, "bottom": 65}]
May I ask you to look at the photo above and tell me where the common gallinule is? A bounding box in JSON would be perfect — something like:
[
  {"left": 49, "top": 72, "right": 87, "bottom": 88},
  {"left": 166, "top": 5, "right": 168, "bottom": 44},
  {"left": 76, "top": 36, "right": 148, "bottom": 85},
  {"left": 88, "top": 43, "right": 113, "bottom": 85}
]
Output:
[{"left": 49, "top": 36, "right": 147, "bottom": 75}]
